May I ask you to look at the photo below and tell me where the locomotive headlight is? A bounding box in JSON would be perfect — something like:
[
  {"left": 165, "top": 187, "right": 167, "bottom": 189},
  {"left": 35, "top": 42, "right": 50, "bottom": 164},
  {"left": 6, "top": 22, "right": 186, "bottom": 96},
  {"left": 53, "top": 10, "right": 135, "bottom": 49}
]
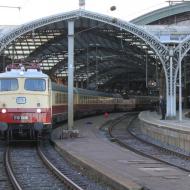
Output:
[
  {"left": 37, "top": 108, "right": 41, "bottom": 113},
  {"left": 20, "top": 71, "right": 24, "bottom": 75},
  {"left": 1, "top": 108, "right": 7, "bottom": 113}
]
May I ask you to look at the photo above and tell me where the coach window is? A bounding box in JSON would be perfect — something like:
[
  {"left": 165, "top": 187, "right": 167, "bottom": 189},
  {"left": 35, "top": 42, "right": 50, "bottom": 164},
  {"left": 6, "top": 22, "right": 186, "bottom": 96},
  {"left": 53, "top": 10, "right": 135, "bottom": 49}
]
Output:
[
  {"left": 0, "top": 78, "right": 18, "bottom": 91},
  {"left": 25, "top": 79, "right": 46, "bottom": 91},
  {"left": 61, "top": 93, "right": 64, "bottom": 103},
  {"left": 55, "top": 93, "right": 59, "bottom": 104},
  {"left": 57, "top": 93, "right": 60, "bottom": 103},
  {"left": 79, "top": 95, "right": 82, "bottom": 104},
  {"left": 63, "top": 94, "right": 66, "bottom": 104}
]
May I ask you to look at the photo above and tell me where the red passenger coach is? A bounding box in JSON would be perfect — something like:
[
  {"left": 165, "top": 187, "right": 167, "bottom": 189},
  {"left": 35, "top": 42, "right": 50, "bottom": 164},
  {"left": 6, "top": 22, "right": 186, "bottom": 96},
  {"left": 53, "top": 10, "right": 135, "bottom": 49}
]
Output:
[{"left": 0, "top": 64, "right": 52, "bottom": 140}]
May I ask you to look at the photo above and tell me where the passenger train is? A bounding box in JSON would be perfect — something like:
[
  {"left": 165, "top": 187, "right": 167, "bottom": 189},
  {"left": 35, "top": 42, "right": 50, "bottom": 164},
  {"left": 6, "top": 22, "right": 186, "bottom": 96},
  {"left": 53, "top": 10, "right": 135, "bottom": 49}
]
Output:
[{"left": 0, "top": 63, "right": 158, "bottom": 140}]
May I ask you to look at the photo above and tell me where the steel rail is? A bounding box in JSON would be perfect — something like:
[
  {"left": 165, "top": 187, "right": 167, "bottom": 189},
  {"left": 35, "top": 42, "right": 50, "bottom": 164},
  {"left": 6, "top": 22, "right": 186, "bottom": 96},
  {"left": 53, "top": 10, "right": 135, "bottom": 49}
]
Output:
[
  {"left": 5, "top": 146, "right": 22, "bottom": 190},
  {"left": 108, "top": 115, "right": 190, "bottom": 172},
  {"left": 37, "top": 145, "right": 84, "bottom": 190}
]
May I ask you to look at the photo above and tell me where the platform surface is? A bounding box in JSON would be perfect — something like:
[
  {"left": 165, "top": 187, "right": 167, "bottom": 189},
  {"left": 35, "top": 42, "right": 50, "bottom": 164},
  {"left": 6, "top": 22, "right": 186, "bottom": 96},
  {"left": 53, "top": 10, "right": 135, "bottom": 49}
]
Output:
[
  {"left": 52, "top": 113, "right": 190, "bottom": 190},
  {"left": 139, "top": 110, "right": 190, "bottom": 131}
]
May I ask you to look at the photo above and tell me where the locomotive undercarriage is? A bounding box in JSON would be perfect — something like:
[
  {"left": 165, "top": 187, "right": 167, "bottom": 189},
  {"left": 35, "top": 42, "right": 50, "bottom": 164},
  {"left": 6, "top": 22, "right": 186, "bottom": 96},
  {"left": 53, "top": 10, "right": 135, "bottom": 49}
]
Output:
[{"left": 5, "top": 123, "right": 43, "bottom": 142}]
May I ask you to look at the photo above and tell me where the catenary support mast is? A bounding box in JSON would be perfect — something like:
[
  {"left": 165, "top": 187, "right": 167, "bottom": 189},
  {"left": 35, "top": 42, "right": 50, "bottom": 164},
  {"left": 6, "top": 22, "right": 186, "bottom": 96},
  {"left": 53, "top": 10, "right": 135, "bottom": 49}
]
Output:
[{"left": 68, "top": 20, "right": 74, "bottom": 130}]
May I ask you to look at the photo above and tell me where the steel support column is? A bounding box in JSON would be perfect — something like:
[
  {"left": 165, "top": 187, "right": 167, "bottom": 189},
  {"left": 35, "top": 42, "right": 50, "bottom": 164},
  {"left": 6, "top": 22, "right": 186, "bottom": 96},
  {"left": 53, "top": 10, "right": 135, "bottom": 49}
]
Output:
[
  {"left": 167, "top": 48, "right": 176, "bottom": 118},
  {"left": 173, "top": 81, "right": 176, "bottom": 116},
  {"left": 178, "top": 45, "right": 182, "bottom": 121},
  {"left": 170, "top": 56, "right": 173, "bottom": 116},
  {"left": 67, "top": 20, "right": 74, "bottom": 130}
]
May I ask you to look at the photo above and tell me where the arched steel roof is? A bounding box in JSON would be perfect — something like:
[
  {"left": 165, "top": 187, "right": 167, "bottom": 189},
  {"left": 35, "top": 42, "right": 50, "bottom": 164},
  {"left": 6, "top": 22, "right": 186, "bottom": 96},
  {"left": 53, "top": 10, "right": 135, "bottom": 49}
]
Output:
[
  {"left": 131, "top": 2, "right": 190, "bottom": 25},
  {"left": 0, "top": 9, "right": 167, "bottom": 60},
  {"left": 0, "top": 9, "right": 165, "bottom": 93},
  {"left": 130, "top": 2, "right": 190, "bottom": 94}
]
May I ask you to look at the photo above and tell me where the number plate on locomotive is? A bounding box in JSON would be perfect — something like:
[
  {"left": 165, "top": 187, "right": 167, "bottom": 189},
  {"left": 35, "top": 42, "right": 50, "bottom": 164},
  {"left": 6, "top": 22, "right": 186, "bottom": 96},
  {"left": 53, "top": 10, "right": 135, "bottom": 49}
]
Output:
[
  {"left": 16, "top": 97, "right": 26, "bottom": 104},
  {"left": 13, "top": 115, "right": 28, "bottom": 120}
]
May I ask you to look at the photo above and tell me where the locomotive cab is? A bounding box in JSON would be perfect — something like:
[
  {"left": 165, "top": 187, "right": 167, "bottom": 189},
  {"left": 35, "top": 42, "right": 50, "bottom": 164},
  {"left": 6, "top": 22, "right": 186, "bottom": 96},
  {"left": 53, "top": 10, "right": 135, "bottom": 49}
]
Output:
[{"left": 0, "top": 64, "right": 52, "bottom": 140}]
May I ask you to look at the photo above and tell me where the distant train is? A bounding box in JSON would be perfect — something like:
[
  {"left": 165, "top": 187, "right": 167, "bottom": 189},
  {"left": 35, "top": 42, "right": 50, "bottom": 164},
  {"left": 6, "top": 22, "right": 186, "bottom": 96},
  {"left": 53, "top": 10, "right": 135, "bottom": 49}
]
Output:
[{"left": 0, "top": 64, "right": 158, "bottom": 140}]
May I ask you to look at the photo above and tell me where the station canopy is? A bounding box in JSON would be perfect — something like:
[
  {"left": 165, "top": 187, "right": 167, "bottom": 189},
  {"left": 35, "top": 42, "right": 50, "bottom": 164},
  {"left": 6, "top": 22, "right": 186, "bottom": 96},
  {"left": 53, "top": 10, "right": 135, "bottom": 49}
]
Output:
[{"left": 0, "top": 6, "right": 188, "bottom": 94}]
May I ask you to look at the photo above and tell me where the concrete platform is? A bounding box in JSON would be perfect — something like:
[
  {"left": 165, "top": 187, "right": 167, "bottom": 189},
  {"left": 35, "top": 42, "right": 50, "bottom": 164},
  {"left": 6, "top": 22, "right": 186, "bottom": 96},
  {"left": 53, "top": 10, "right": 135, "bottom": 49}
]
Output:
[
  {"left": 139, "top": 110, "right": 190, "bottom": 130},
  {"left": 139, "top": 110, "right": 190, "bottom": 154},
  {"left": 51, "top": 113, "right": 190, "bottom": 190}
]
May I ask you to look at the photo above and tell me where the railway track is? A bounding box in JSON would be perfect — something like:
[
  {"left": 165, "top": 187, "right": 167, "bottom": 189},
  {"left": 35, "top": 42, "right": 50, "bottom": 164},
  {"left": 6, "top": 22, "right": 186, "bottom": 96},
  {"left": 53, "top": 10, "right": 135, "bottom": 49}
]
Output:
[
  {"left": 4, "top": 141, "right": 112, "bottom": 190},
  {"left": 5, "top": 143, "right": 67, "bottom": 190},
  {"left": 40, "top": 141, "right": 111, "bottom": 190},
  {"left": 0, "top": 140, "right": 13, "bottom": 190},
  {"left": 5, "top": 143, "right": 84, "bottom": 190},
  {"left": 103, "top": 113, "right": 190, "bottom": 172}
]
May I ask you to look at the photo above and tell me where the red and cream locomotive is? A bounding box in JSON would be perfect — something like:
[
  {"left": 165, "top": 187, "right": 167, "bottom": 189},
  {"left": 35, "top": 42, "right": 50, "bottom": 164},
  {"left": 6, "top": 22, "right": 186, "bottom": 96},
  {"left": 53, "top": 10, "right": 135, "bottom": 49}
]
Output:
[{"left": 0, "top": 64, "right": 52, "bottom": 139}]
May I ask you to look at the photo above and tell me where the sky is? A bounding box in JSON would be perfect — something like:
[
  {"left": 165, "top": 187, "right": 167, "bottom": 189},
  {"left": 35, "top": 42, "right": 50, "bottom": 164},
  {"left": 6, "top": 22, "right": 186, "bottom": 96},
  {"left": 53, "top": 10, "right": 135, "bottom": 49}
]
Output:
[{"left": 0, "top": 0, "right": 172, "bottom": 25}]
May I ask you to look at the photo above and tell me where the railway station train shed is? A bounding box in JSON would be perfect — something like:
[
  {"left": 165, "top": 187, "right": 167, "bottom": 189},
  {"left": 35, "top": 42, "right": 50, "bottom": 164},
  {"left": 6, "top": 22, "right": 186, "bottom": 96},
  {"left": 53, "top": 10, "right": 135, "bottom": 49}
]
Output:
[{"left": 0, "top": 1, "right": 190, "bottom": 120}]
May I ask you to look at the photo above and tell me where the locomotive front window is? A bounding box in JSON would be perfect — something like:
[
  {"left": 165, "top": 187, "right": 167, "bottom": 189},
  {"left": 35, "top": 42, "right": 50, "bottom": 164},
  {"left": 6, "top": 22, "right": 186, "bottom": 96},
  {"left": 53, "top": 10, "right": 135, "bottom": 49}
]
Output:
[
  {"left": 24, "top": 79, "right": 46, "bottom": 91},
  {"left": 0, "top": 78, "right": 18, "bottom": 91}
]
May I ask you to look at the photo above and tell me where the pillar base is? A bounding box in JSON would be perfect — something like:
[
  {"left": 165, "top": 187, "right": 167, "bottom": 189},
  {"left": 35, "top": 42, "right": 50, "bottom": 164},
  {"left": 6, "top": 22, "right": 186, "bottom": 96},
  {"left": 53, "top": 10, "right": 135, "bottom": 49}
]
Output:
[
  {"left": 166, "top": 116, "right": 176, "bottom": 120},
  {"left": 60, "top": 129, "right": 79, "bottom": 139}
]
